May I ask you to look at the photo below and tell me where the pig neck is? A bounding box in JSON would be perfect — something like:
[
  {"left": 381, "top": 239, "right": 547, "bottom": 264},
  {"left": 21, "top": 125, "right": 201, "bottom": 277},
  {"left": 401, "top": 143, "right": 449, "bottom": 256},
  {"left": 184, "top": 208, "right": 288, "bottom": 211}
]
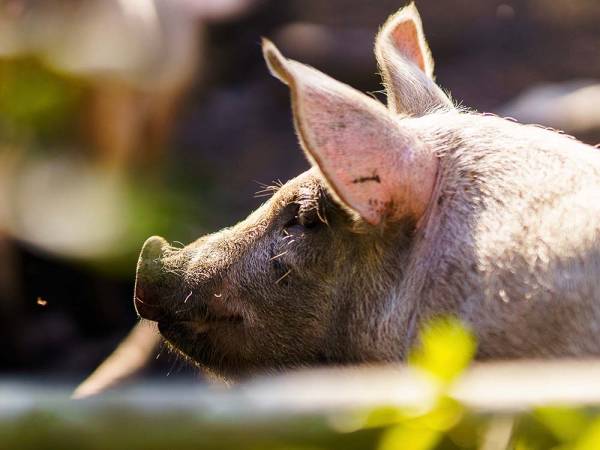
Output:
[{"left": 394, "top": 111, "right": 600, "bottom": 358}]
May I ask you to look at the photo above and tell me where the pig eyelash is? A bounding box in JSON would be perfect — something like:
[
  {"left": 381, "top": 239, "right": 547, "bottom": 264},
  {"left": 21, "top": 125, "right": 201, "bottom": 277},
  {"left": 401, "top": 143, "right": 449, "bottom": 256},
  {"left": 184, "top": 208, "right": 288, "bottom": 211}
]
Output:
[
  {"left": 299, "top": 204, "right": 328, "bottom": 229},
  {"left": 253, "top": 180, "right": 284, "bottom": 198},
  {"left": 316, "top": 203, "right": 329, "bottom": 227},
  {"left": 254, "top": 188, "right": 277, "bottom": 198},
  {"left": 300, "top": 187, "right": 332, "bottom": 227}
]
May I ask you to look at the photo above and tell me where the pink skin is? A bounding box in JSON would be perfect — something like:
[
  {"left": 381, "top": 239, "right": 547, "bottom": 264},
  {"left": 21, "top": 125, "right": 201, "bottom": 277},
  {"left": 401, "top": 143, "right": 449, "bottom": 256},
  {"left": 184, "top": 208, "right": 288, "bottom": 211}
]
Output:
[{"left": 263, "top": 40, "right": 438, "bottom": 226}]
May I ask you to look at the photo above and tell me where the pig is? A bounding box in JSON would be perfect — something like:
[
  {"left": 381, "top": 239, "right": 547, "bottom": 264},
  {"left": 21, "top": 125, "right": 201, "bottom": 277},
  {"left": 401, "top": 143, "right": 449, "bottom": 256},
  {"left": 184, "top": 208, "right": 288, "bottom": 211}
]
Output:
[{"left": 133, "top": 3, "right": 600, "bottom": 379}]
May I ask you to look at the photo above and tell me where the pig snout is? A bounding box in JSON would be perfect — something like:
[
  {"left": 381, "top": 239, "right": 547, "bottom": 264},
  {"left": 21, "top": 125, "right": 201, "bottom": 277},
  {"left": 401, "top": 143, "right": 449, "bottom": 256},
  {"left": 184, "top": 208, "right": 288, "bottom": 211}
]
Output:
[
  {"left": 134, "top": 235, "right": 175, "bottom": 322},
  {"left": 134, "top": 236, "right": 238, "bottom": 324}
]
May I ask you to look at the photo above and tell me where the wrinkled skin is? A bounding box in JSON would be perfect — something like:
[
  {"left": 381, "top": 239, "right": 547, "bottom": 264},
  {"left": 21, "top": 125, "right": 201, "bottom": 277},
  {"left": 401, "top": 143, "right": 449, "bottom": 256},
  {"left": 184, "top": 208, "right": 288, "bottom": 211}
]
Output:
[{"left": 134, "top": 5, "right": 600, "bottom": 379}]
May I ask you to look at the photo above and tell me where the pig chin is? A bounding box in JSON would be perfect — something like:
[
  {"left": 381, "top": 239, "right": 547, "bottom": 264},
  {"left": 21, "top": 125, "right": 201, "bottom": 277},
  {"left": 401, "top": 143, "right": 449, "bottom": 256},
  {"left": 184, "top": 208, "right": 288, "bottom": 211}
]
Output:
[
  {"left": 156, "top": 305, "right": 249, "bottom": 375},
  {"left": 157, "top": 319, "right": 241, "bottom": 374}
]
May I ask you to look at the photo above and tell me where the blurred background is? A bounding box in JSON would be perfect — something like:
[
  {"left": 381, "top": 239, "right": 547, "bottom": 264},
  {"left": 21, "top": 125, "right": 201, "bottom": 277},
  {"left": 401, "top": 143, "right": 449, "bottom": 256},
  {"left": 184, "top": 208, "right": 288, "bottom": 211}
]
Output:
[{"left": 1, "top": 0, "right": 600, "bottom": 382}]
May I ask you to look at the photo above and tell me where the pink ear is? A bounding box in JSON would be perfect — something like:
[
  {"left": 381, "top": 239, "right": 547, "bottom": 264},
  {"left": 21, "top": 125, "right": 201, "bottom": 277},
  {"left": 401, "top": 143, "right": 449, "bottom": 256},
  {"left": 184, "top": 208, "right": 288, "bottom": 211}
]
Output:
[
  {"left": 375, "top": 3, "right": 452, "bottom": 116},
  {"left": 263, "top": 39, "right": 437, "bottom": 225}
]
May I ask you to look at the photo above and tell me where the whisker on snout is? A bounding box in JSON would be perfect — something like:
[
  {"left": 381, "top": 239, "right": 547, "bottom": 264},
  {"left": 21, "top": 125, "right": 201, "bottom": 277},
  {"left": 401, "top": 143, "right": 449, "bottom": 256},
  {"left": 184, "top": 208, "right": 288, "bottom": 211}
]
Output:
[
  {"left": 270, "top": 251, "right": 288, "bottom": 261},
  {"left": 275, "top": 269, "right": 292, "bottom": 285},
  {"left": 155, "top": 339, "right": 168, "bottom": 360},
  {"left": 175, "top": 304, "right": 197, "bottom": 315},
  {"left": 134, "top": 296, "right": 155, "bottom": 307},
  {"left": 175, "top": 295, "right": 199, "bottom": 315}
]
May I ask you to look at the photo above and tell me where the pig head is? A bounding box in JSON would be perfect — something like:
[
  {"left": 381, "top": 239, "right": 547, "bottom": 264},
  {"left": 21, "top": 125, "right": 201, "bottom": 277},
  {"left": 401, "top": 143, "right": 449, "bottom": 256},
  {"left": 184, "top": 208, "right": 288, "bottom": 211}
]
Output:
[{"left": 134, "top": 4, "right": 600, "bottom": 378}]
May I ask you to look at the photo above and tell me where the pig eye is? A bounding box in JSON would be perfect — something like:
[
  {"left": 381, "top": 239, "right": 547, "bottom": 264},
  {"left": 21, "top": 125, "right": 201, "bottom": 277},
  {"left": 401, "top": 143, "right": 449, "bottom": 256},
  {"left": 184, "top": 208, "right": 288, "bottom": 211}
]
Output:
[
  {"left": 298, "top": 208, "right": 320, "bottom": 229},
  {"left": 284, "top": 203, "right": 321, "bottom": 231}
]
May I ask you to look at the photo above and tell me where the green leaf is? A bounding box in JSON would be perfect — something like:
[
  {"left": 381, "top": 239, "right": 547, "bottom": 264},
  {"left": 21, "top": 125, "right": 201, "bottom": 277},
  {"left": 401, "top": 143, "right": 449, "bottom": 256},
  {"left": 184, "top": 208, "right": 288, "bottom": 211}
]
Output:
[
  {"left": 408, "top": 317, "right": 476, "bottom": 385},
  {"left": 378, "top": 424, "right": 441, "bottom": 450},
  {"left": 574, "top": 418, "right": 600, "bottom": 450},
  {"left": 535, "top": 406, "right": 590, "bottom": 443}
]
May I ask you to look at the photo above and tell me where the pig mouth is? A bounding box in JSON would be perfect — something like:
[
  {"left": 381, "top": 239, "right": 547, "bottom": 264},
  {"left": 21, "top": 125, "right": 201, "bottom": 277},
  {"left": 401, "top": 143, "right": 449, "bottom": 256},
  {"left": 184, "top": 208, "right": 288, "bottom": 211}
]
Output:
[
  {"left": 157, "top": 304, "right": 246, "bottom": 373},
  {"left": 157, "top": 310, "right": 245, "bottom": 368},
  {"left": 173, "top": 310, "right": 244, "bottom": 329},
  {"left": 134, "top": 289, "right": 244, "bottom": 331},
  {"left": 159, "top": 310, "right": 244, "bottom": 330},
  {"left": 157, "top": 313, "right": 244, "bottom": 336}
]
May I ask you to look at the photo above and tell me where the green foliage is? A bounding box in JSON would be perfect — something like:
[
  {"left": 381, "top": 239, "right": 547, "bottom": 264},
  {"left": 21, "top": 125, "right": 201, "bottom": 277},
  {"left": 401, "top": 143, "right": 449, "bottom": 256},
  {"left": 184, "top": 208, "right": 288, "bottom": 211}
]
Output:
[
  {"left": 348, "top": 318, "right": 600, "bottom": 450},
  {"left": 371, "top": 317, "right": 475, "bottom": 450},
  {"left": 513, "top": 407, "right": 600, "bottom": 450},
  {"left": 409, "top": 317, "right": 477, "bottom": 386},
  {"left": 535, "top": 407, "right": 590, "bottom": 442}
]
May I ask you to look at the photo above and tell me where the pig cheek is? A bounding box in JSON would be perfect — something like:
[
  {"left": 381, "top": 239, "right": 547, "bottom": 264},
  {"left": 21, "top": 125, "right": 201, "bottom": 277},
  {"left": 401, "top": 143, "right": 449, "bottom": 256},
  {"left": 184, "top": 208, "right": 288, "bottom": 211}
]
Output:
[
  {"left": 268, "top": 239, "right": 294, "bottom": 279},
  {"left": 233, "top": 241, "right": 295, "bottom": 310}
]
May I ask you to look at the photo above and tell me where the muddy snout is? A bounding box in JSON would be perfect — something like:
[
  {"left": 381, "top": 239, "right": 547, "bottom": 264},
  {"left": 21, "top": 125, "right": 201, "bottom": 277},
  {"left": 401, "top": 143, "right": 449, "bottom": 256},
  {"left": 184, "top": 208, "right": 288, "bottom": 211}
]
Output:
[{"left": 134, "top": 235, "right": 177, "bottom": 322}]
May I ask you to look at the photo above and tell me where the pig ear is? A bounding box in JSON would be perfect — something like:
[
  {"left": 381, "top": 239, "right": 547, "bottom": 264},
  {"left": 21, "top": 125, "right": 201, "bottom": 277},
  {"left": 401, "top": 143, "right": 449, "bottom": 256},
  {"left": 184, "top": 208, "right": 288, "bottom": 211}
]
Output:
[
  {"left": 263, "top": 39, "right": 437, "bottom": 226},
  {"left": 375, "top": 3, "right": 452, "bottom": 116}
]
